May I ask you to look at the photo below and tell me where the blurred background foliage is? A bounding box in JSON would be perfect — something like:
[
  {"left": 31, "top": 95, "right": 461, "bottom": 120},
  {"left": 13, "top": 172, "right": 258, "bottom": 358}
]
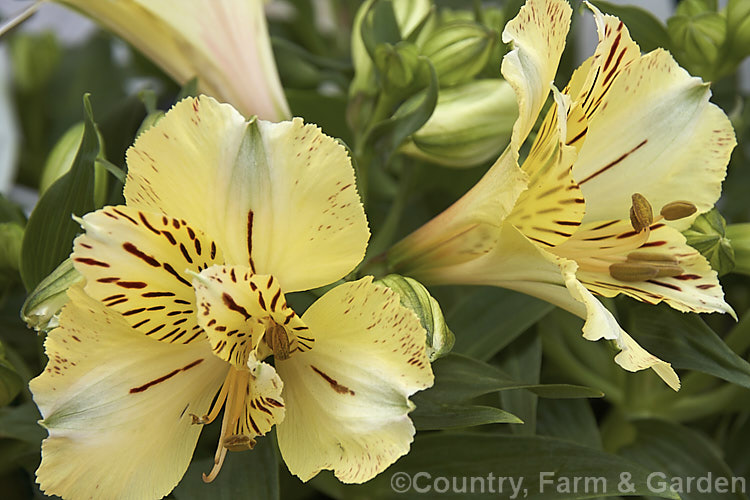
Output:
[{"left": 0, "top": 0, "right": 748, "bottom": 498}]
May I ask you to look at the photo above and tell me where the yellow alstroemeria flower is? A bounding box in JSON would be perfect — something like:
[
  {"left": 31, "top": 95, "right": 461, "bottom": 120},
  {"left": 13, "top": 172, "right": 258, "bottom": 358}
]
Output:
[
  {"left": 388, "top": 0, "right": 736, "bottom": 390},
  {"left": 55, "top": 0, "right": 290, "bottom": 121},
  {"left": 30, "top": 96, "right": 434, "bottom": 499}
]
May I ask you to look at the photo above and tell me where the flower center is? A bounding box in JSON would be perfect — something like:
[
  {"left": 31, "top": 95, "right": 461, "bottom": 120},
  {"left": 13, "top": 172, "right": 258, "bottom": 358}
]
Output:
[
  {"left": 552, "top": 193, "right": 698, "bottom": 281},
  {"left": 189, "top": 267, "right": 309, "bottom": 482}
]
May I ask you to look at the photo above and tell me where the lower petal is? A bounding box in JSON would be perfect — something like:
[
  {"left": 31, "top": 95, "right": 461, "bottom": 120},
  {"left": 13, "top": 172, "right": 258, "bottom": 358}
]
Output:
[
  {"left": 275, "top": 277, "right": 433, "bottom": 483},
  {"left": 30, "top": 286, "right": 227, "bottom": 500},
  {"left": 560, "top": 260, "right": 681, "bottom": 391}
]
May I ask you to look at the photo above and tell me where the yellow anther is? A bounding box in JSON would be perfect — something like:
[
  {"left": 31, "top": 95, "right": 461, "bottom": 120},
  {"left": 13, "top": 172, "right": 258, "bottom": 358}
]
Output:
[
  {"left": 629, "top": 193, "right": 653, "bottom": 233},
  {"left": 626, "top": 251, "right": 678, "bottom": 264},
  {"left": 222, "top": 434, "right": 256, "bottom": 452},
  {"left": 609, "top": 262, "right": 659, "bottom": 282},
  {"left": 654, "top": 264, "right": 685, "bottom": 278},
  {"left": 660, "top": 201, "right": 697, "bottom": 221},
  {"left": 266, "top": 322, "right": 291, "bottom": 360}
]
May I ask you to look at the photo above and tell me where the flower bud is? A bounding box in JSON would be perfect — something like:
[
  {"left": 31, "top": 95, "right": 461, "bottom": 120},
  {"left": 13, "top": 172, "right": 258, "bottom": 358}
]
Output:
[
  {"left": 373, "top": 42, "right": 422, "bottom": 93},
  {"left": 21, "top": 257, "right": 83, "bottom": 332},
  {"left": 40, "top": 122, "right": 108, "bottom": 206},
  {"left": 667, "top": 11, "right": 726, "bottom": 78},
  {"left": 726, "top": 223, "right": 750, "bottom": 276},
  {"left": 376, "top": 274, "right": 454, "bottom": 361},
  {"left": 420, "top": 21, "right": 498, "bottom": 86},
  {"left": 726, "top": 0, "right": 750, "bottom": 63},
  {"left": 682, "top": 208, "right": 735, "bottom": 276},
  {"left": 401, "top": 79, "right": 516, "bottom": 167}
]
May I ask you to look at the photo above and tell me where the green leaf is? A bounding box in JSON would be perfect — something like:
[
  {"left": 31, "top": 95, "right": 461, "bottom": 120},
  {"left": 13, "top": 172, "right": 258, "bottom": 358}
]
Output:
[
  {"left": 447, "top": 286, "right": 553, "bottom": 361},
  {"left": 0, "top": 403, "right": 44, "bottom": 444},
  {"left": 537, "top": 399, "right": 603, "bottom": 450},
  {"left": 629, "top": 304, "right": 750, "bottom": 389},
  {"left": 410, "top": 354, "right": 601, "bottom": 432},
  {"left": 20, "top": 94, "right": 100, "bottom": 291},
  {"left": 589, "top": 1, "right": 672, "bottom": 53},
  {"left": 176, "top": 77, "right": 199, "bottom": 101},
  {"left": 497, "top": 333, "right": 541, "bottom": 435},
  {"left": 619, "top": 420, "right": 746, "bottom": 500},
  {"left": 0, "top": 342, "right": 23, "bottom": 407},
  {"left": 174, "top": 433, "right": 279, "bottom": 500},
  {"left": 332, "top": 432, "right": 680, "bottom": 499},
  {"left": 411, "top": 400, "right": 522, "bottom": 430},
  {"left": 419, "top": 354, "right": 603, "bottom": 403}
]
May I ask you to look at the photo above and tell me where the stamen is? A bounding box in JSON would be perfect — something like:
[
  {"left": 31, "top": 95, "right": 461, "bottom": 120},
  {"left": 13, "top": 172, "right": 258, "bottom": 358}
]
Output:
[
  {"left": 202, "top": 446, "right": 227, "bottom": 483},
  {"left": 654, "top": 264, "right": 684, "bottom": 278},
  {"left": 626, "top": 251, "right": 678, "bottom": 264},
  {"left": 660, "top": 201, "right": 697, "bottom": 221},
  {"left": 222, "top": 434, "right": 256, "bottom": 452},
  {"left": 266, "top": 321, "right": 291, "bottom": 360},
  {"left": 609, "top": 262, "right": 659, "bottom": 282},
  {"left": 629, "top": 193, "right": 653, "bottom": 233}
]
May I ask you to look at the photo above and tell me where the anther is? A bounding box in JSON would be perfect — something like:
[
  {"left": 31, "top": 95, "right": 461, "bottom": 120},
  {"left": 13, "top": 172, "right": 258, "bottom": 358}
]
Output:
[
  {"left": 222, "top": 434, "right": 256, "bottom": 452},
  {"left": 190, "top": 413, "right": 210, "bottom": 425},
  {"left": 609, "top": 262, "right": 659, "bottom": 282},
  {"left": 626, "top": 251, "right": 678, "bottom": 264},
  {"left": 267, "top": 322, "right": 291, "bottom": 360},
  {"left": 630, "top": 193, "right": 653, "bottom": 233},
  {"left": 660, "top": 201, "right": 697, "bottom": 221}
]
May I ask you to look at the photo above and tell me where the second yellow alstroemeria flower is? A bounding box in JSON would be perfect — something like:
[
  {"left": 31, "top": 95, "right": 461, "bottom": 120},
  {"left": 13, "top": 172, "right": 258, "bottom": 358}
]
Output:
[
  {"left": 30, "top": 96, "right": 433, "bottom": 499},
  {"left": 388, "top": 0, "right": 736, "bottom": 390},
  {"left": 56, "top": 0, "right": 290, "bottom": 121}
]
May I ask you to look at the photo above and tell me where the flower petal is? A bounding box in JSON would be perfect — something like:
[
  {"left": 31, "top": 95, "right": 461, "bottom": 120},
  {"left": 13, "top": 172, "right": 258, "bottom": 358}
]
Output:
[
  {"left": 563, "top": 4, "right": 641, "bottom": 149},
  {"left": 60, "top": 0, "right": 289, "bottom": 120},
  {"left": 73, "top": 205, "right": 223, "bottom": 344},
  {"left": 275, "top": 277, "right": 433, "bottom": 483},
  {"left": 502, "top": 0, "right": 572, "bottom": 150},
  {"left": 125, "top": 96, "right": 369, "bottom": 292},
  {"left": 507, "top": 88, "right": 584, "bottom": 248},
  {"left": 559, "top": 260, "right": 681, "bottom": 391},
  {"left": 572, "top": 49, "right": 735, "bottom": 225},
  {"left": 565, "top": 221, "right": 735, "bottom": 317},
  {"left": 30, "top": 286, "right": 227, "bottom": 500},
  {"left": 407, "top": 223, "right": 680, "bottom": 390},
  {"left": 191, "top": 265, "right": 311, "bottom": 369}
]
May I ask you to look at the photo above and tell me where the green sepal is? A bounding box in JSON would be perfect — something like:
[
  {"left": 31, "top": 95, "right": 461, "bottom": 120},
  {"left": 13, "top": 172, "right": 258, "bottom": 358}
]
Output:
[
  {"left": 683, "top": 208, "right": 735, "bottom": 276},
  {"left": 21, "top": 257, "right": 82, "bottom": 333},
  {"left": 376, "top": 274, "right": 454, "bottom": 361}
]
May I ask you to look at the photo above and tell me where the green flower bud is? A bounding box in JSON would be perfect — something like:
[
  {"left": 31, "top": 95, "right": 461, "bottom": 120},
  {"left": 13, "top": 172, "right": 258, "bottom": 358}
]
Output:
[
  {"left": 668, "top": 12, "right": 726, "bottom": 73},
  {"left": 420, "top": 21, "right": 498, "bottom": 87},
  {"left": 726, "top": 0, "right": 750, "bottom": 62},
  {"left": 726, "top": 223, "right": 750, "bottom": 276},
  {"left": 376, "top": 274, "right": 454, "bottom": 361},
  {"left": 40, "top": 122, "right": 108, "bottom": 207},
  {"left": 401, "top": 79, "right": 516, "bottom": 167},
  {"left": 373, "top": 41, "right": 422, "bottom": 93},
  {"left": 21, "top": 257, "right": 82, "bottom": 332},
  {"left": 682, "top": 208, "right": 735, "bottom": 276}
]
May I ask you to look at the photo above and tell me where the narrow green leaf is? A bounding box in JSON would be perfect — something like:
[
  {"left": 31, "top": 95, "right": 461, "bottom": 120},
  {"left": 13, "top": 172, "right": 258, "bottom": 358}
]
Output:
[
  {"left": 174, "top": 433, "right": 279, "bottom": 500},
  {"left": 411, "top": 400, "right": 522, "bottom": 430},
  {"left": 498, "top": 333, "right": 541, "bottom": 435},
  {"left": 590, "top": 1, "right": 672, "bottom": 52},
  {"left": 332, "top": 432, "right": 680, "bottom": 499},
  {"left": 448, "top": 286, "right": 553, "bottom": 361},
  {"left": 0, "top": 341, "right": 23, "bottom": 407},
  {"left": 420, "top": 354, "right": 603, "bottom": 403},
  {"left": 20, "top": 94, "right": 100, "bottom": 291},
  {"left": 619, "top": 420, "right": 746, "bottom": 500},
  {"left": 629, "top": 304, "right": 750, "bottom": 389},
  {"left": 537, "top": 399, "right": 603, "bottom": 450}
]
